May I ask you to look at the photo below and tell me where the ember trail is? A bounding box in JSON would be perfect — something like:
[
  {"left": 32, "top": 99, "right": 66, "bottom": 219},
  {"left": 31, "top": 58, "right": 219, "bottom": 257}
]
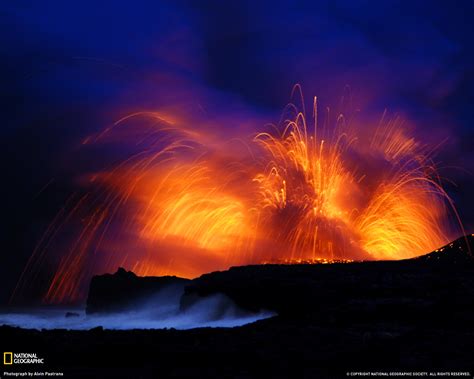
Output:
[{"left": 13, "top": 87, "right": 462, "bottom": 303}]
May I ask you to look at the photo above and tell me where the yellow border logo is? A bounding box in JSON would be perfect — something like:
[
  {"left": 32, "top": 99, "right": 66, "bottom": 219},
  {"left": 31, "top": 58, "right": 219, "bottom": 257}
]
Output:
[{"left": 4, "top": 352, "right": 13, "bottom": 365}]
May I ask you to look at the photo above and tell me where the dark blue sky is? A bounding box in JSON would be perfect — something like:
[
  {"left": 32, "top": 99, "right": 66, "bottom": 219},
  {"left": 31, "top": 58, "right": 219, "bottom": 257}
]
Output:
[{"left": 1, "top": 0, "right": 473, "bottom": 302}]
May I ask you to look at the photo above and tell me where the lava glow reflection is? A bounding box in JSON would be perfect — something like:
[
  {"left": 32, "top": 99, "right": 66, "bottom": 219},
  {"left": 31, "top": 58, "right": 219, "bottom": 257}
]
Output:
[{"left": 14, "top": 89, "right": 461, "bottom": 303}]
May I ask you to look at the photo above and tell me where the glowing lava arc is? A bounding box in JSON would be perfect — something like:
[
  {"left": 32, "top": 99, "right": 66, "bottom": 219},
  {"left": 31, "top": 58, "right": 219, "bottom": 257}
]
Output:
[{"left": 12, "top": 89, "right": 462, "bottom": 304}]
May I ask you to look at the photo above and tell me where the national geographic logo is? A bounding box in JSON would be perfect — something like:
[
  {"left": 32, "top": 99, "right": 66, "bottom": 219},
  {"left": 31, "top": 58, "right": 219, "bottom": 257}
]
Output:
[
  {"left": 3, "top": 352, "right": 44, "bottom": 365},
  {"left": 4, "top": 352, "right": 12, "bottom": 365}
]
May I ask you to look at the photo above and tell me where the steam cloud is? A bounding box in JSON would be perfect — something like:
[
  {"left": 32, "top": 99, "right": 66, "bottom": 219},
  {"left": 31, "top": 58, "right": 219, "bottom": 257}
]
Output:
[{"left": 0, "top": 286, "right": 274, "bottom": 330}]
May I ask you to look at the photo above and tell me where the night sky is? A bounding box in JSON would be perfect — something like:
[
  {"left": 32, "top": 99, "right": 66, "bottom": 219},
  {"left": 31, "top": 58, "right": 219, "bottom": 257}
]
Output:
[{"left": 1, "top": 0, "right": 473, "bottom": 304}]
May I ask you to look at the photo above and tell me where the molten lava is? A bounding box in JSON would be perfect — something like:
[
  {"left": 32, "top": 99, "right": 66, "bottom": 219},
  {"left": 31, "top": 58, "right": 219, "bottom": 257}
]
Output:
[{"left": 13, "top": 88, "right": 462, "bottom": 303}]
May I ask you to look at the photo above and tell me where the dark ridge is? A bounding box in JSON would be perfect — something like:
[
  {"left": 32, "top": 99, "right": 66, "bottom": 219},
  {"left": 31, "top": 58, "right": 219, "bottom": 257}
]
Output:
[
  {"left": 181, "top": 235, "right": 474, "bottom": 316},
  {"left": 10, "top": 235, "right": 474, "bottom": 377},
  {"left": 86, "top": 267, "right": 189, "bottom": 314},
  {"left": 86, "top": 235, "right": 474, "bottom": 316},
  {"left": 408, "top": 234, "right": 474, "bottom": 263}
]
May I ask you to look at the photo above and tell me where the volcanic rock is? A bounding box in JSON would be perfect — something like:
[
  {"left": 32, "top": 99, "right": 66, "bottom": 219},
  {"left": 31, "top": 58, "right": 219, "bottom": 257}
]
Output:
[
  {"left": 86, "top": 236, "right": 473, "bottom": 317},
  {"left": 181, "top": 234, "right": 474, "bottom": 317},
  {"left": 5, "top": 235, "right": 474, "bottom": 377},
  {"left": 408, "top": 234, "right": 474, "bottom": 264},
  {"left": 86, "top": 267, "right": 189, "bottom": 314}
]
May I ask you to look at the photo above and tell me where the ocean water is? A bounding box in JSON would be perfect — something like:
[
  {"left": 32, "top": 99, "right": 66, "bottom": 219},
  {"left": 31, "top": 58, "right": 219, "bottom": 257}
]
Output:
[{"left": 0, "top": 291, "right": 274, "bottom": 330}]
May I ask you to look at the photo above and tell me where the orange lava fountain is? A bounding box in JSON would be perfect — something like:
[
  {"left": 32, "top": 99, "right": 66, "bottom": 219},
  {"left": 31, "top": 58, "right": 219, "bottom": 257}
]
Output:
[{"left": 13, "top": 87, "right": 461, "bottom": 303}]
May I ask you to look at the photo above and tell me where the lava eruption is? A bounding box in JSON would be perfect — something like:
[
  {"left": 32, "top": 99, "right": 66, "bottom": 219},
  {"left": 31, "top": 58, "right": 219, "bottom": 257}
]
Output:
[{"left": 13, "top": 87, "right": 462, "bottom": 304}]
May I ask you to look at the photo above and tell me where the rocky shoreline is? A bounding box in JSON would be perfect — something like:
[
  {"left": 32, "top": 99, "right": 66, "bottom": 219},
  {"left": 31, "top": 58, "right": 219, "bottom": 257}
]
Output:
[{"left": 1, "top": 235, "right": 473, "bottom": 378}]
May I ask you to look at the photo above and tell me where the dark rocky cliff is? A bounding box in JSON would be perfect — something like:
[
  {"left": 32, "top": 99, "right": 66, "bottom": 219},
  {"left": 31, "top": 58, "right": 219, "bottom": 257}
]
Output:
[
  {"left": 181, "top": 235, "right": 474, "bottom": 317},
  {"left": 7, "top": 235, "right": 474, "bottom": 378},
  {"left": 87, "top": 235, "right": 473, "bottom": 319},
  {"left": 86, "top": 267, "right": 189, "bottom": 314}
]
